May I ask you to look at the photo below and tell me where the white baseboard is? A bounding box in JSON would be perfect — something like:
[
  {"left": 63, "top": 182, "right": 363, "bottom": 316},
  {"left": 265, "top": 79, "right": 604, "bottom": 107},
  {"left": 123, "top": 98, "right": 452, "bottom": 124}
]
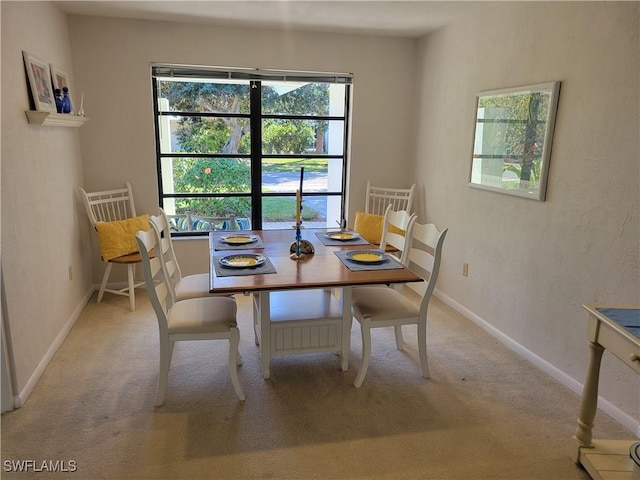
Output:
[
  {"left": 434, "top": 289, "right": 640, "bottom": 438},
  {"left": 15, "top": 287, "right": 94, "bottom": 408}
]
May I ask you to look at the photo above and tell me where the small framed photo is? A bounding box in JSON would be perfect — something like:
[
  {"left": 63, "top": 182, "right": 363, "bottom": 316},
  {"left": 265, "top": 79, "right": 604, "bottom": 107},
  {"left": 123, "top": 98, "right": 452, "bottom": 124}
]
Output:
[
  {"left": 50, "top": 64, "right": 70, "bottom": 91},
  {"left": 50, "top": 64, "right": 73, "bottom": 113},
  {"left": 22, "top": 51, "right": 55, "bottom": 112}
]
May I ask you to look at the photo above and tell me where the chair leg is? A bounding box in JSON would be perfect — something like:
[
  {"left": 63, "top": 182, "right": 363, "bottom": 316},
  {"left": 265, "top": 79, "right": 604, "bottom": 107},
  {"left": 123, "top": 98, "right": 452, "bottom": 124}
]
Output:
[
  {"left": 417, "top": 321, "right": 430, "bottom": 379},
  {"left": 354, "top": 322, "right": 372, "bottom": 388},
  {"left": 228, "top": 328, "right": 245, "bottom": 401},
  {"left": 97, "top": 262, "right": 113, "bottom": 303},
  {"left": 127, "top": 264, "right": 136, "bottom": 312},
  {"left": 394, "top": 325, "right": 404, "bottom": 350},
  {"left": 155, "top": 338, "right": 171, "bottom": 407}
]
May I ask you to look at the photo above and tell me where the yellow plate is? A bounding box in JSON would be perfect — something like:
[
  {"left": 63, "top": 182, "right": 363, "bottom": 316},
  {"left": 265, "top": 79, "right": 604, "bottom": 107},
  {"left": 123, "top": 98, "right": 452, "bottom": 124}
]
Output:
[
  {"left": 220, "top": 235, "right": 258, "bottom": 245},
  {"left": 346, "top": 250, "right": 386, "bottom": 264},
  {"left": 219, "top": 254, "right": 266, "bottom": 268},
  {"left": 325, "top": 231, "right": 358, "bottom": 241}
]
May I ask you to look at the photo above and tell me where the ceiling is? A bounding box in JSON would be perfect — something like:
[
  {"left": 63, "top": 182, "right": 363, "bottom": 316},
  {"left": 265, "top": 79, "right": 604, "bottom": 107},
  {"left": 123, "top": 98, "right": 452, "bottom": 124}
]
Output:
[{"left": 55, "top": 0, "right": 498, "bottom": 38}]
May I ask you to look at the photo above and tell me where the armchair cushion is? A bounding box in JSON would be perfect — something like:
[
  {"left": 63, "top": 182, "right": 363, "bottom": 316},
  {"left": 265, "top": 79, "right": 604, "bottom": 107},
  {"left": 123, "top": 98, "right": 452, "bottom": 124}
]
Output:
[
  {"left": 95, "top": 214, "right": 150, "bottom": 261},
  {"left": 353, "top": 211, "right": 403, "bottom": 249}
]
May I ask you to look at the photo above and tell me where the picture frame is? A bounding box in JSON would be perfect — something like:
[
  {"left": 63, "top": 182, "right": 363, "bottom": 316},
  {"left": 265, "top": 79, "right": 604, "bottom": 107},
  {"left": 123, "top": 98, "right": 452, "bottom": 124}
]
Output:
[
  {"left": 469, "top": 81, "right": 561, "bottom": 201},
  {"left": 50, "top": 64, "right": 73, "bottom": 113},
  {"left": 22, "top": 51, "right": 55, "bottom": 112},
  {"left": 50, "top": 64, "right": 70, "bottom": 91}
]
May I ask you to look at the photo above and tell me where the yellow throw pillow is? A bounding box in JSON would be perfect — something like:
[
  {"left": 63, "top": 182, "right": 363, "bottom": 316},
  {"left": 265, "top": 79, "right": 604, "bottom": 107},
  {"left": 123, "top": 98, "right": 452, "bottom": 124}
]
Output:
[
  {"left": 353, "top": 211, "right": 405, "bottom": 248},
  {"left": 354, "top": 211, "right": 384, "bottom": 244},
  {"left": 95, "top": 214, "right": 150, "bottom": 261}
]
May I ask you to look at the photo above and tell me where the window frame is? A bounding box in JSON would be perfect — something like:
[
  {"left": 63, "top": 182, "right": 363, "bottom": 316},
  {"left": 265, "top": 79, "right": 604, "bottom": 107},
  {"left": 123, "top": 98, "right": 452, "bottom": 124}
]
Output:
[{"left": 151, "top": 64, "right": 352, "bottom": 235}]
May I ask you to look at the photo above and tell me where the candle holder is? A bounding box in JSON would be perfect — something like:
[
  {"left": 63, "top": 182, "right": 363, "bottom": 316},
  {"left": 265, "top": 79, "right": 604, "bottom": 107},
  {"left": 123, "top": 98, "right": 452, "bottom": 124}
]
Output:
[
  {"left": 289, "top": 223, "right": 314, "bottom": 260},
  {"left": 290, "top": 167, "right": 314, "bottom": 260}
]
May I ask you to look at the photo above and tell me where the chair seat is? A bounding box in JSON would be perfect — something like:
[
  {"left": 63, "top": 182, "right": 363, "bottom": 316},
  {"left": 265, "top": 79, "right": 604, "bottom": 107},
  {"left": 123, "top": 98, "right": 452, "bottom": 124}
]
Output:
[
  {"left": 108, "top": 249, "right": 155, "bottom": 264},
  {"left": 168, "top": 296, "right": 237, "bottom": 335},
  {"left": 175, "top": 273, "right": 211, "bottom": 301},
  {"left": 352, "top": 286, "right": 419, "bottom": 323},
  {"left": 108, "top": 252, "right": 143, "bottom": 264}
]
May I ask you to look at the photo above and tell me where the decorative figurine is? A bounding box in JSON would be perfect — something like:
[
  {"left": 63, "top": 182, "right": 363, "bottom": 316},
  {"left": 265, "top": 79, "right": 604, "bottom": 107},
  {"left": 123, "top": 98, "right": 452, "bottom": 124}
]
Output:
[
  {"left": 61, "top": 87, "right": 72, "bottom": 114},
  {"left": 54, "top": 88, "right": 63, "bottom": 113}
]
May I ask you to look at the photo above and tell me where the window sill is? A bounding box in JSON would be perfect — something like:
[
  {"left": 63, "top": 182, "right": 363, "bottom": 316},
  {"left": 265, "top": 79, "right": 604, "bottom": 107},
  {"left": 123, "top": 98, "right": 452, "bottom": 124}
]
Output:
[{"left": 25, "top": 111, "right": 89, "bottom": 127}]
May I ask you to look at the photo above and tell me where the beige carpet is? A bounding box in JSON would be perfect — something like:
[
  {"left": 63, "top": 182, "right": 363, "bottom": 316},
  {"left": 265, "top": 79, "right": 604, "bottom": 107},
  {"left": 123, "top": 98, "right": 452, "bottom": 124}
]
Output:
[{"left": 1, "top": 291, "right": 631, "bottom": 479}]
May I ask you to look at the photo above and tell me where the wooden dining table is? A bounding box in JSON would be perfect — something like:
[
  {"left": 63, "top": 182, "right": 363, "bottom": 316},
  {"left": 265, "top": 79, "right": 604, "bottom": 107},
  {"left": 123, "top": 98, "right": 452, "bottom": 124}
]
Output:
[{"left": 209, "top": 228, "right": 422, "bottom": 379}]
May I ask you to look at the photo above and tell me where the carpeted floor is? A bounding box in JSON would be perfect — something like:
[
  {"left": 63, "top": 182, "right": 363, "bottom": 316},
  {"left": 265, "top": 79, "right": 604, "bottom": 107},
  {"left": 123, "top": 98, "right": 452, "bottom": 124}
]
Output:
[{"left": 0, "top": 291, "right": 632, "bottom": 479}]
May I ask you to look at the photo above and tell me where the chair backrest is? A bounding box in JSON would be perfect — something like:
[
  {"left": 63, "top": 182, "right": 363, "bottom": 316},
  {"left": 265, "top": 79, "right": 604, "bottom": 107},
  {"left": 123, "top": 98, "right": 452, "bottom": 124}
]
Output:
[
  {"left": 135, "top": 228, "right": 172, "bottom": 338},
  {"left": 404, "top": 222, "right": 448, "bottom": 314},
  {"left": 149, "top": 208, "right": 184, "bottom": 300},
  {"left": 365, "top": 181, "right": 416, "bottom": 216},
  {"left": 79, "top": 182, "right": 136, "bottom": 226},
  {"left": 379, "top": 205, "right": 417, "bottom": 264}
]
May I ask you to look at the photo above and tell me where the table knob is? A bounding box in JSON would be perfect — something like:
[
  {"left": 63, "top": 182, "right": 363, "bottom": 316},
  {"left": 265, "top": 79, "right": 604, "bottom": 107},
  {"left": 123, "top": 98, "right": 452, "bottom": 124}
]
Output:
[{"left": 631, "top": 353, "right": 640, "bottom": 363}]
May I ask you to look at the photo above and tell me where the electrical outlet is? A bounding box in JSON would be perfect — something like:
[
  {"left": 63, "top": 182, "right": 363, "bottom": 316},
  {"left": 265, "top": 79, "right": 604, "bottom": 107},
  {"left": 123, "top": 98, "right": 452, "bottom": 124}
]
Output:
[
  {"left": 68, "top": 265, "right": 73, "bottom": 281},
  {"left": 462, "top": 263, "right": 469, "bottom": 277}
]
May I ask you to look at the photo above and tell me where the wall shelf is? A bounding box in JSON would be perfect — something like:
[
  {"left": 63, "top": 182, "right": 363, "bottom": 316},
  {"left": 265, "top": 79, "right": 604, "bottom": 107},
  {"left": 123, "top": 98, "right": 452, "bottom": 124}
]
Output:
[{"left": 25, "top": 111, "right": 89, "bottom": 127}]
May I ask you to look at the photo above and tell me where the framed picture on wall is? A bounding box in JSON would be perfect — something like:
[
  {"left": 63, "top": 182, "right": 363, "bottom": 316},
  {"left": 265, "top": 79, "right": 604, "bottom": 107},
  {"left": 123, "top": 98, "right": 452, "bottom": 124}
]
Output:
[
  {"left": 22, "top": 51, "right": 55, "bottom": 112},
  {"left": 469, "top": 81, "right": 561, "bottom": 201}
]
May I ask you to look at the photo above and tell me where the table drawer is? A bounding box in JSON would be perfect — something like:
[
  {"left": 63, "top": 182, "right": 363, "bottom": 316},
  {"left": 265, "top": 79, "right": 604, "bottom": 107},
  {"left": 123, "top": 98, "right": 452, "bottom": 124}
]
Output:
[{"left": 598, "top": 323, "right": 640, "bottom": 374}]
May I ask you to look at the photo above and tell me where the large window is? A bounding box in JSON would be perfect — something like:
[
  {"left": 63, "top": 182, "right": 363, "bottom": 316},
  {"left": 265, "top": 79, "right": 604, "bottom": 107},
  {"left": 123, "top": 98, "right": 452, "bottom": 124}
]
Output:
[{"left": 151, "top": 65, "right": 352, "bottom": 234}]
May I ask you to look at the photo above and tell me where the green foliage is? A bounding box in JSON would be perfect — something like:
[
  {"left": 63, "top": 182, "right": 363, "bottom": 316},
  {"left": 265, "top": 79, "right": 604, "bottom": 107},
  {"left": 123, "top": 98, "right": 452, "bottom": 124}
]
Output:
[
  {"left": 263, "top": 197, "right": 319, "bottom": 221},
  {"left": 263, "top": 119, "right": 315, "bottom": 154},
  {"left": 159, "top": 79, "right": 332, "bottom": 221},
  {"left": 172, "top": 158, "right": 251, "bottom": 217}
]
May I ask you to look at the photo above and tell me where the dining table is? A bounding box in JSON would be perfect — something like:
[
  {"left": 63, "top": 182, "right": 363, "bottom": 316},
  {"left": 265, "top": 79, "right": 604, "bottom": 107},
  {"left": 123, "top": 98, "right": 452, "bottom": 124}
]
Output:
[{"left": 209, "top": 227, "right": 423, "bottom": 379}]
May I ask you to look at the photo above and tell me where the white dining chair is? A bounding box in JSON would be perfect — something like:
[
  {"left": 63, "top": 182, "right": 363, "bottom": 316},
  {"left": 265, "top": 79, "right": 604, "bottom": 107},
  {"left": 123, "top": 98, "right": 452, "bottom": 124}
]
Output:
[
  {"left": 79, "top": 182, "right": 145, "bottom": 311},
  {"left": 379, "top": 205, "right": 417, "bottom": 263},
  {"left": 365, "top": 181, "right": 416, "bottom": 216},
  {"left": 149, "top": 208, "right": 218, "bottom": 302},
  {"left": 135, "top": 229, "right": 245, "bottom": 405},
  {"left": 350, "top": 221, "right": 448, "bottom": 387}
]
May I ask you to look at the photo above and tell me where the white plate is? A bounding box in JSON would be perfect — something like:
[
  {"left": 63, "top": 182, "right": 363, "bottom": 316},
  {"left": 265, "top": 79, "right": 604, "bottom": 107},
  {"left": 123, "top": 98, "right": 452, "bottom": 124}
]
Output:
[
  {"left": 325, "top": 231, "right": 359, "bottom": 241},
  {"left": 345, "top": 250, "right": 387, "bottom": 264},
  {"left": 219, "top": 254, "right": 266, "bottom": 268},
  {"left": 219, "top": 234, "right": 259, "bottom": 245}
]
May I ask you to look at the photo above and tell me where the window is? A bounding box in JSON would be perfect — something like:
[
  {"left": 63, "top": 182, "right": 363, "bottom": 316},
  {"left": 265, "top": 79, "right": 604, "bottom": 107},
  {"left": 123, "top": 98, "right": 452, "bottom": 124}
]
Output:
[{"left": 151, "top": 64, "right": 352, "bottom": 234}]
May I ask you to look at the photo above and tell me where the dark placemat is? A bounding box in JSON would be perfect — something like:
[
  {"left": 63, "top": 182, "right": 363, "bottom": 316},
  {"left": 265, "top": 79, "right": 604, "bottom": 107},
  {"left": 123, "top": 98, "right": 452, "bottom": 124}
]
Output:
[
  {"left": 596, "top": 307, "right": 640, "bottom": 339},
  {"left": 334, "top": 249, "right": 404, "bottom": 271},
  {"left": 315, "top": 231, "right": 370, "bottom": 246},
  {"left": 212, "top": 234, "right": 264, "bottom": 251},
  {"left": 213, "top": 254, "right": 277, "bottom": 277}
]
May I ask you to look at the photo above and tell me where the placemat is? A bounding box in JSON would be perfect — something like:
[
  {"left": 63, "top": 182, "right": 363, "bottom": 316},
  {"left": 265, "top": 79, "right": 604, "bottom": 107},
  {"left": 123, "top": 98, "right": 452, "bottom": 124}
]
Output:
[
  {"left": 212, "top": 234, "right": 264, "bottom": 251},
  {"left": 334, "top": 250, "right": 404, "bottom": 271},
  {"left": 596, "top": 307, "right": 640, "bottom": 339},
  {"left": 315, "top": 231, "right": 370, "bottom": 246},
  {"left": 213, "top": 255, "right": 277, "bottom": 277}
]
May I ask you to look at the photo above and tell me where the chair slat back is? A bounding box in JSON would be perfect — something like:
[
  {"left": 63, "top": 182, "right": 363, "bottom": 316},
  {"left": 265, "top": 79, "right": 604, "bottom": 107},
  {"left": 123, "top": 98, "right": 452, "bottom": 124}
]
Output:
[
  {"left": 79, "top": 182, "right": 136, "bottom": 226},
  {"left": 365, "top": 181, "right": 416, "bottom": 216},
  {"left": 379, "top": 205, "right": 417, "bottom": 264},
  {"left": 149, "top": 208, "right": 184, "bottom": 301},
  {"left": 136, "top": 229, "right": 173, "bottom": 336},
  {"left": 405, "top": 222, "right": 447, "bottom": 313}
]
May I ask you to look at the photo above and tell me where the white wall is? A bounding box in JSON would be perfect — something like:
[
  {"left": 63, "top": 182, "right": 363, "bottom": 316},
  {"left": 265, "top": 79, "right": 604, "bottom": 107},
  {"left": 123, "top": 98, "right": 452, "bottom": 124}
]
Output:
[
  {"left": 66, "top": 16, "right": 419, "bottom": 281},
  {"left": 1, "top": 1, "right": 94, "bottom": 404},
  {"left": 415, "top": 1, "right": 639, "bottom": 429}
]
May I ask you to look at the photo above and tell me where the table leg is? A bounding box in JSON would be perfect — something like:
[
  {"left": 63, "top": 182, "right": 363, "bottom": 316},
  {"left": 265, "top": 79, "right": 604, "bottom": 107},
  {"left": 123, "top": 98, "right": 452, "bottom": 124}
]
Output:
[
  {"left": 259, "top": 291, "right": 271, "bottom": 379},
  {"left": 573, "top": 339, "right": 605, "bottom": 455},
  {"left": 340, "top": 286, "right": 352, "bottom": 372}
]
